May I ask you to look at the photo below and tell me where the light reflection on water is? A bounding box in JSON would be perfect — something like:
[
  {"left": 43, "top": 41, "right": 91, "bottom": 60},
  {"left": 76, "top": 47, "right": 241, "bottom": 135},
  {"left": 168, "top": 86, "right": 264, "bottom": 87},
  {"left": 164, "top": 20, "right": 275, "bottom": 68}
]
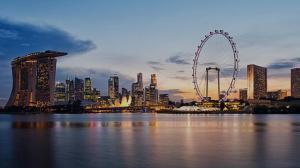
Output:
[{"left": 1, "top": 114, "right": 300, "bottom": 168}]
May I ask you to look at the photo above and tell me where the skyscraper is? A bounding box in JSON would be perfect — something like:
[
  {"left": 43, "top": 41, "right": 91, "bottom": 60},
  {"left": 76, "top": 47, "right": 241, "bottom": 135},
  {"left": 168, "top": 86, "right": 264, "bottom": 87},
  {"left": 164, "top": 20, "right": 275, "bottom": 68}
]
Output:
[
  {"left": 131, "top": 73, "right": 144, "bottom": 106},
  {"left": 108, "top": 75, "right": 119, "bottom": 99},
  {"left": 66, "top": 79, "right": 75, "bottom": 102},
  {"left": 151, "top": 74, "right": 157, "bottom": 87},
  {"left": 84, "top": 77, "right": 92, "bottom": 100},
  {"left": 137, "top": 72, "right": 143, "bottom": 90},
  {"left": 247, "top": 64, "right": 267, "bottom": 100},
  {"left": 149, "top": 74, "right": 159, "bottom": 105},
  {"left": 75, "top": 77, "right": 84, "bottom": 101},
  {"left": 291, "top": 68, "right": 300, "bottom": 98},
  {"left": 54, "top": 82, "right": 66, "bottom": 104},
  {"left": 6, "top": 50, "right": 67, "bottom": 107},
  {"left": 92, "top": 88, "right": 101, "bottom": 102},
  {"left": 144, "top": 86, "right": 151, "bottom": 106}
]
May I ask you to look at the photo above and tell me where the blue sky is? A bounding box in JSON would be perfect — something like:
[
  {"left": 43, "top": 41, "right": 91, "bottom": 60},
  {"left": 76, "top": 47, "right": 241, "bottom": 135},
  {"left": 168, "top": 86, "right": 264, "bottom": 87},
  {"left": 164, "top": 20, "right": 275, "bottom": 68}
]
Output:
[{"left": 1, "top": 0, "right": 300, "bottom": 105}]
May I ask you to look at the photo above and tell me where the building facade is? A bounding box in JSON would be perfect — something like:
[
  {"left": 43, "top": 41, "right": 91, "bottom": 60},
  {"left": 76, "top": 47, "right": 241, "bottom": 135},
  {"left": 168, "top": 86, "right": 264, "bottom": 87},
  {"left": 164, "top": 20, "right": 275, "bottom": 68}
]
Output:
[
  {"left": 159, "top": 94, "right": 169, "bottom": 106},
  {"left": 108, "top": 75, "right": 119, "bottom": 99},
  {"left": 54, "top": 82, "right": 66, "bottom": 104},
  {"left": 66, "top": 79, "right": 75, "bottom": 102},
  {"left": 75, "top": 77, "right": 84, "bottom": 101},
  {"left": 291, "top": 68, "right": 300, "bottom": 98},
  {"left": 149, "top": 74, "right": 158, "bottom": 105},
  {"left": 131, "top": 73, "right": 144, "bottom": 106},
  {"left": 247, "top": 64, "right": 267, "bottom": 100},
  {"left": 6, "top": 50, "right": 67, "bottom": 107},
  {"left": 84, "top": 77, "right": 92, "bottom": 100},
  {"left": 239, "top": 88, "right": 248, "bottom": 101},
  {"left": 92, "top": 88, "right": 101, "bottom": 102},
  {"left": 144, "top": 86, "right": 151, "bottom": 106},
  {"left": 267, "top": 90, "right": 287, "bottom": 100}
]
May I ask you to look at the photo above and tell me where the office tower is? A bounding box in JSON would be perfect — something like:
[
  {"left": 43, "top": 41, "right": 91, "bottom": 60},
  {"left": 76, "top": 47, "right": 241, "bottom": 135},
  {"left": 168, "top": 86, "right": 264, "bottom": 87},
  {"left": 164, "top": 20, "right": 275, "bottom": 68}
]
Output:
[
  {"left": 137, "top": 72, "right": 143, "bottom": 90},
  {"left": 66, "top": 79, "right": 75, "bottom": 102},
  {"left": 108, "top": 75, "right": 119, "bottom": 99},
  {"left": 131, "top": 73, "right": 144, "bottom": 106},
  {"left": 6, "top": 50, "right": 67, "bottom": 107},
  {"left": 239, "top": 88, "right": 248, "bottom": 101},
  {"left": 291, "top": 68, "right": 300, "bottom": 98},
  {"left": 149, "top": 74, "right": 159, "bottom": 105},
  {"left": 144, "top": 86, "right": 151, "bottom": 106},
  {"left": 75, "top": 77, "right": 84, "bottom": 101},
  {"left": 92, "top": 88, "right": 101, "bottom": 102},
  {"left": 151, "top": 74, "right": 157, "bottom": 87},
  {"left": 159, "top": 94, "right": 169, "bottom": 106},
  {"left": 54, "top": 82, "right": 66, "bottom": 104},
  {"left": 84, "top": 77, "right": 92, "bottom": 100},
  {"left": 267, "top": 90, "right": 288, "bottom": 100},
  {"left": 247, "top": 64, "right": 267, "bottom": 99}
]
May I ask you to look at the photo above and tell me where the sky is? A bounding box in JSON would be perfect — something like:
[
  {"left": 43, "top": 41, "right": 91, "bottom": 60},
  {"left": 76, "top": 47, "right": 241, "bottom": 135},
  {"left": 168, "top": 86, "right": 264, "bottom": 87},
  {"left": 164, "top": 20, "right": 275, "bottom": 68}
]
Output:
[{"left": 1, "top": 0, "right": 300, "bottom": 105}]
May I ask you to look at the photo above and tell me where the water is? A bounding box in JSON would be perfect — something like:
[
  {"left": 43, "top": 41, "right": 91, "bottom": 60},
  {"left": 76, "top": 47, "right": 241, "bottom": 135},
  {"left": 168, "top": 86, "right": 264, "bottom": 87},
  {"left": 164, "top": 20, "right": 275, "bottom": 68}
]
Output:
[{"left": 1, "top": 113, "right": 300, "bottom": 168}]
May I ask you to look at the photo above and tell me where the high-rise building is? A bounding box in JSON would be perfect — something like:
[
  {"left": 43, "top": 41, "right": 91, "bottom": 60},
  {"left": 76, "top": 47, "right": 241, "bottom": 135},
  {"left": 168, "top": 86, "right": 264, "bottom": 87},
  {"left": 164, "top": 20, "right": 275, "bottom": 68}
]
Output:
[
  {"left": 75, "top": 77, "right": 84, "bottom": 101},
  {"left": 144, "top": 86, "right": 151, "bottom": 106},
  {"left": 54, "top": 82, "right": 66, "bottom": 104},
  {"left": 84, "top": 77, "right": 92, "bottom": 100},
  {"left": 6, "top": 50, "right": 67, "bottom": 107},
  {"left": 92, "top": 88, "right": 101, "bottom": 102},
  {"left": 239, "top": 88, "right": 248, "bottom": 101},
  {"left": 247, "top": 64, "right": 267, "bottom": 100},
  {"left": 151, "top": 74, "right": 157, "bottom": 87},
  {"left": 145, "top": 74, "right": 159, "bottom": 105},
  {"left": 291, "top": 68, "right": 300, "bottom": 98},
  {"left": 108, "top": 75, "right": 119, "bottom": 99},
  {"left": 149, "top": 84, "right": 158, "bottom": 105},
  {"left": 66, "top": 79, "right": 75, "bottom": 102},
  {"left": 131, "top": 73, "right": 144, "bottom": 106},
  {"left": 137, "top": 72, "right": 143, "bottom": 90}
]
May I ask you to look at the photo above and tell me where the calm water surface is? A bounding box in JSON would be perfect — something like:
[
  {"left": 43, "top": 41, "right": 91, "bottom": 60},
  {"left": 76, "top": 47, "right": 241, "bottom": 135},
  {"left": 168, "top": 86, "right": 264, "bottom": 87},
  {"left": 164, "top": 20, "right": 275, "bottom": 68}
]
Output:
[{"left": 1, "top": 113, "right": 300, "bottom": 168}]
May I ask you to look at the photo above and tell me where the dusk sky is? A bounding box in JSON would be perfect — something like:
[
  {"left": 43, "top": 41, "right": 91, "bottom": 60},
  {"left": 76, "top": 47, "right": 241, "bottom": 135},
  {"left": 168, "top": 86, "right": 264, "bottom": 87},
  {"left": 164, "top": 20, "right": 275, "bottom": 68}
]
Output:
[{"left": 1, "top": 0, "right": 300, "bottom": 105}]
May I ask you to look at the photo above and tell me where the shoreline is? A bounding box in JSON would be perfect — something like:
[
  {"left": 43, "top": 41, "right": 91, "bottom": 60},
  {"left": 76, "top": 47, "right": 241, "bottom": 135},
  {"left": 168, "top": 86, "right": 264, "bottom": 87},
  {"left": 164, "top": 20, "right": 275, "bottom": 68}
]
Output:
[{"left": 1, "top": 110, "right": 300, "bottom": 115}]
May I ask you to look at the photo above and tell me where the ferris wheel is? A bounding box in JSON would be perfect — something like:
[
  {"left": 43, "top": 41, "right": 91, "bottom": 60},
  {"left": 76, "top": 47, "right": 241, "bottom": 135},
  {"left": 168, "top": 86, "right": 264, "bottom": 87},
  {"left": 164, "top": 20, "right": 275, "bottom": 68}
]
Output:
[{"left": 192, "top": 30, "right": 239, "bottom": 101}]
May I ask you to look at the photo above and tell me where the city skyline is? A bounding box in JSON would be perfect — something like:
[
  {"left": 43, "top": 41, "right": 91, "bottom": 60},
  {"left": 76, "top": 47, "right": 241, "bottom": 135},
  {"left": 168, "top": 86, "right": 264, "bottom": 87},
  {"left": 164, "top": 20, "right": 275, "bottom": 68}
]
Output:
[{"left": 1, "top": 1, "right": 300, "bottom": 105}]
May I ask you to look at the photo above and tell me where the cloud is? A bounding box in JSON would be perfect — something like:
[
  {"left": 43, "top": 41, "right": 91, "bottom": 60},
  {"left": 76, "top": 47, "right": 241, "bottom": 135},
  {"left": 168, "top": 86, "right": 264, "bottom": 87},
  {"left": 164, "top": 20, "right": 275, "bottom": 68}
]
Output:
[
  {"left": 147, "top": 61, "right": 162, "bottom": 65},
  {"left": 147, "top": 61, "right": 164, "bottom": 71},
  {"left": 268, "top": 57, "right": 300, "bottom": 69},
  {"left": 0, "top": 18, "right": 96, "bottom": 60},
  {"left": 0, "top": 18, "right": 97, "bottom": 106},
  {"left": 221, "top": 67, "right": 246, "bottom": 79},
  {"left": 170, "top": 76, "right": 191, "bottom": 80},
  {"left": 166, "top": 53, "right": 191, "bottom": 65},
  {"left": 150, "top": 66, "right": 164, "bottom": 71},
  {"left": 199, "top": 62, "right": 218, "bottom": 66}
]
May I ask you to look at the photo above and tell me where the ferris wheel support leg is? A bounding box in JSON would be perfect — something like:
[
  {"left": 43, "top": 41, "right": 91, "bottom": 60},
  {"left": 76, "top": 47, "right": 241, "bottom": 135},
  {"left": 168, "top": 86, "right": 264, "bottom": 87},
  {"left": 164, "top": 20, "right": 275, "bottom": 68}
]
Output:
[
  {"left": 206, "top": 69, "right": 208, "bottom": 99},
  {"left": 218, "top": 69, "right": 220, "bottom": 100}
]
